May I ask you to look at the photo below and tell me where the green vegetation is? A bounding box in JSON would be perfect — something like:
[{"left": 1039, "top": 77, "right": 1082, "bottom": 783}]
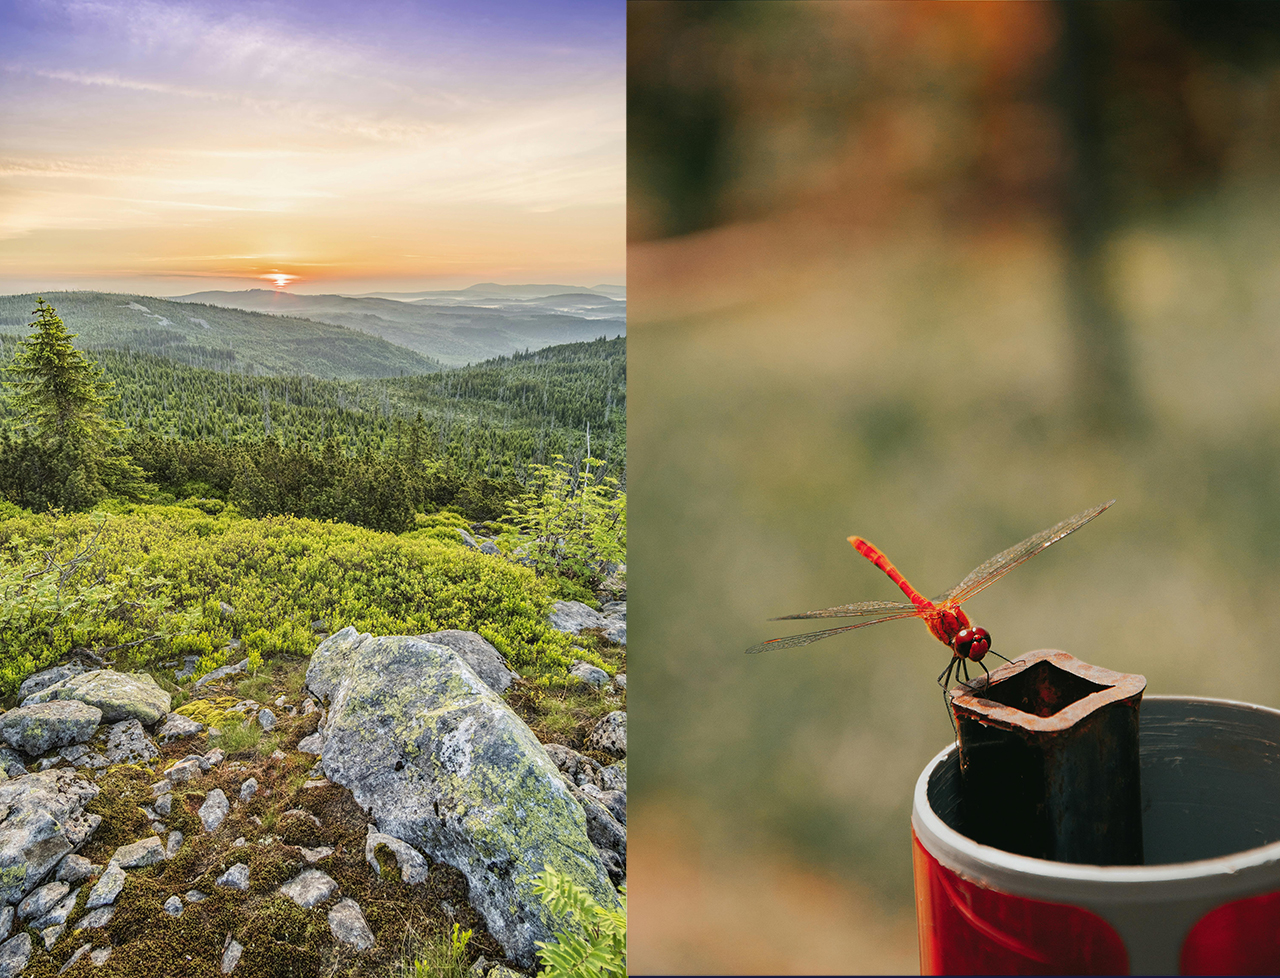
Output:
[
  {"left": 533, "top": 866, "right": 626, "bottom": 978},
  {"left": 0, "top": 331, "right": 625, "bottom": 529},
  {"left": 2, "top": 300, "right": 147, "bottom": 510},
  {"left": 0, "top": 503, "right": 579, "bottom": 700},
  {"left": 506, "top": 456, "right": 626, "bottom": 592},
  {"left": 394, "top": 922, "right": 473, "bottom": 978}
]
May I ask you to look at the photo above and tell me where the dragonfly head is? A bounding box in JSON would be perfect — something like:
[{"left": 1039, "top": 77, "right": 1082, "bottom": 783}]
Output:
[{"left": 953, "top": 626, "right": 991, "bottom": 662}]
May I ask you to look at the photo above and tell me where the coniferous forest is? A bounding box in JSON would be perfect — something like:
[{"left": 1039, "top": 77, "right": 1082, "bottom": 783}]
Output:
[{"left": 0, "top": 328, "right": 625, "bottom": 531}]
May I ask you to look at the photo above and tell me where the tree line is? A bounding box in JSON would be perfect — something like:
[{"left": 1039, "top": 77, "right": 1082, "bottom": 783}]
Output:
[{"left": 0, "top": 302, "right": 624, "bottom": 532}]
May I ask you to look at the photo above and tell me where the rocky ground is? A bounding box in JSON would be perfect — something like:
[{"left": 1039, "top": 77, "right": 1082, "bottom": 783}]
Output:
[{"left": 0, "top": 596, "right": 625, "bottom": 978}]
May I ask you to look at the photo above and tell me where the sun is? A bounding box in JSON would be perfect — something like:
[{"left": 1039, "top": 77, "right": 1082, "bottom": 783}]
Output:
[{"left": 261, "top": 272, "right": 298, "bottom": 291}]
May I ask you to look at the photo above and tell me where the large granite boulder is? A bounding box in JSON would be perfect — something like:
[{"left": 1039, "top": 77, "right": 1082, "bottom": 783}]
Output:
[
  {"left": 415, "top": 630, "right": 519, "bottom": 694},
  {"left": 305, "top": 627, "right": 616, "bottom": 967},
  {"left": 0, "top": 769, "right": 101, "bottom": 906},
  {"left": 23, "top": 671, "right": 171, "bottom": 725}
]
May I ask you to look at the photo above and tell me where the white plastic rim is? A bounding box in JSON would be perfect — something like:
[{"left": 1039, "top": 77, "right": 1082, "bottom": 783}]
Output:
[{"left": 911, "top": 694, "right": 1280, "bottom": 973}]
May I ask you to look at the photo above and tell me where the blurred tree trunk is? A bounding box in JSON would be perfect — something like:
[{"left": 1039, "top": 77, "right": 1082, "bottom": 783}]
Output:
[{"left": 1054, "top": 0, "right": 1140, "bottom": 436}]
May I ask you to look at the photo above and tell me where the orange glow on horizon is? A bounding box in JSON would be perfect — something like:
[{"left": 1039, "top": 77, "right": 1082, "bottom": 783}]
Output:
[{"left": 261, "top": 273, "right": 298, "bottom": 291}]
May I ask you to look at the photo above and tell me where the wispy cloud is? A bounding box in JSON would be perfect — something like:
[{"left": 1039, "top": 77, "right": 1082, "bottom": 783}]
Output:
[{"left": 0, "top": 0, "right": 624, "bottom": 293}]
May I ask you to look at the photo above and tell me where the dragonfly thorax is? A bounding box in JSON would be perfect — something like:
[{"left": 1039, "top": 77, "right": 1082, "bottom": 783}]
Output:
[{"left": 927, "top": 607, "right": 972, "bottom": 647}]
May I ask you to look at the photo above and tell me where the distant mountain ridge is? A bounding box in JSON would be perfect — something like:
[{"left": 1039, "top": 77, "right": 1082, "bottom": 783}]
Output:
[
  {"left": 172, "top": 285, "right": 626, "bottom": 367},
  {"left": 0, "top": 292, "right": 441, "bottom": 379}
]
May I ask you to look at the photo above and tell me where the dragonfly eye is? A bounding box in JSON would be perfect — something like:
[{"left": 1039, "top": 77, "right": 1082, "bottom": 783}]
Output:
[{"left": 954, "top": 626, "right": 991, "bottom": 661}]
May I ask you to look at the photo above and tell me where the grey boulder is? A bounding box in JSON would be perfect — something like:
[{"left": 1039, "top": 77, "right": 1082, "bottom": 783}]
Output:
[
  {"left": 586, "top": 712, "right": 626, "bottom": 757},
  {"left": 305, "top": 628, "right": 616, "bottom": 968},
  {"left": 0, "top": 769, "right": 101, "bottom": 905},
  {"left": 23, "top": 670, "right": 171, "bottom": 725},
  {"left": 415, "top": 630, "right": 519, "bottom": 694},
  {"left": 0, "top": 700, "right": 102, "bottom": 756}
]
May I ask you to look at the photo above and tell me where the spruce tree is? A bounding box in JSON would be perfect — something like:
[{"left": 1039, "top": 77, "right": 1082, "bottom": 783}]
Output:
[{"left": 5, "top": 298, "right": 145, "bottom": 509}]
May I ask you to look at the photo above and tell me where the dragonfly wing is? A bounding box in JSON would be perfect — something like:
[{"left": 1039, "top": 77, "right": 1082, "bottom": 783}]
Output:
[
  {"left": 745, "top": 611, "right": 923, "bottom": 654},
  {"left": 771, "top": 599, "right": 919, "bottom": 621},
  {"left": 934, "top": 500, "right": 1115, "bottom": 606}
]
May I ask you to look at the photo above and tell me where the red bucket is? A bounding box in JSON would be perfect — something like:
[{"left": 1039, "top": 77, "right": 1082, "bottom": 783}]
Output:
[{"left": 912, "top": 695, "right": 1280, "bottom": 974}]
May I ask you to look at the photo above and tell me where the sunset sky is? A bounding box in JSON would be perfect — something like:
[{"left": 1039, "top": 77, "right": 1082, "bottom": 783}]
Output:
[{"left": 0, "top": 0, "right": 624, "bottom": 295}]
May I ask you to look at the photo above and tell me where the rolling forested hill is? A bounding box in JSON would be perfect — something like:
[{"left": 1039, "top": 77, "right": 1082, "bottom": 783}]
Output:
[
  {"left": 173, "top": 288, "right": 626, "bottom": 367},
  {"left": 0, "top": 292, "right": 442, "bottom": 379},
  {"left": 0, "top": 333, "right": 626, "bottom": 485}
]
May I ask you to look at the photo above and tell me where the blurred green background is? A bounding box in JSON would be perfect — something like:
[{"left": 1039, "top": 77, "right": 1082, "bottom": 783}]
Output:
[{"left": 627, "top": 1, "right": 1280, "bottom": 972}]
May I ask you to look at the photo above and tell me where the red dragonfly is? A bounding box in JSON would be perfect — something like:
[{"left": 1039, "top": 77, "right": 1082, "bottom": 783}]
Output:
[{"left": 746, "top": 501, "right": 1115, "bottom": 690}]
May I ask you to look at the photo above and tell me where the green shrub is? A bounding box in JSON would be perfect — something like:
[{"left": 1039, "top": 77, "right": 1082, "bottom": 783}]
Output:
[
  {"left": 533, "top": 866, "right": 626, "bottom": 978},
  {"left": 0, "top": 504, "right": 574, "bottom": 696},
  {"left": 506, "top": 456, "right": 625, "bottom": 591}
]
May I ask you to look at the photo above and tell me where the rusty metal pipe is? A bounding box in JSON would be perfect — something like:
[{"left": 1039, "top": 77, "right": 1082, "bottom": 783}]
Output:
[{"left": 948, "top": 649, "right": 1146, "bottom": 865}]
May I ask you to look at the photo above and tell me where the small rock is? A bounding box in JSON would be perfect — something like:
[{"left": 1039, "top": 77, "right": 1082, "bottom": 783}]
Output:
[
  {"left": 164, "top": 758, "right": 203, "bottom": 783},
  {"left": 57, "top": 942, "right": 92, "bottom": 975},
  {"left": 486, "top": 967, "right": 525, "bottom": 978},
  {"left": 39, "top": 924, "right": 63, "bottom": 951},
  {"left": 221, "top": 937, "right": 243, "bottom": 973},
  {"left": 216, "top": 863, "right": 250, "bottom": 890},
  {"left": 280, "top": 869, "right": 337, "bottom": 909},
  {"left": 155, "top": 793, "right": 173, "bottom": 817},
  {"left": 613, "top": 673, "right": 626, "bottom": 691},
  {"left": 296, "top": 733, "right": 324, "bottom": 754},
  {"left": 599, "top": 761, "right": 626, "bottom": 794},
  {"left": 200, "top": 789, "right": 230, "bottom": 832},
  {"left": 86, "top": 865, "right": 125, "bottom": 909},
  {"left": 73, "top": 906, "right": 114, "bottom": 931},
  {"left": 90, "top": 948, "right": 111, "bottom": 966},
  {"left": 327, "top": 898, "right": 375, "bottom": 950},
  {"left": 18, "top": 881, "right": 70, "bottom": 922},
  {"left": 167, "top": 831, "right": 183, "bottom": 858},
  {"left": 205, "top": 747, "right": 226, "bottom": 767},
  {"left": 282, "top": 808, "right": 321, "bottom": 830},
  {"left": 570, "top": 661, "right": 609, "bottom": 689},
  {"left": 150, "top": 778, "right": 173, "bottom": 797},
  {"left": 257, "top": 708, "right": 276, "bottom": 732},
  {"left": 194, "top": 658, "right": 249, "bottom": 689},
  {"left": 103, "top": 718, "right": 159, "bottom": 766},
  {"left": 544, "top": 743, "right": 603, "bottom": 788},
  {"left": 186, "top": 890, "right": 207, "bottom": 902},
  {"left": 0, "top": 907, "right": 11, "bottom": 941},
  {"left": 164, "top": 895, "right": 183, "bottom": 916},
  {"left": 110, "top": 836, "right": 166, "bottom": 869},
  {"left": 586, "top": 711, "right": 626, "bottom": 757},
  {"left": 240, "top": 778, "right": 258, "bottom": 803},
  {"left": 582, "top": 784, "right": 626, "bottom": 826},
  {"left": 157, "top": 713, "right": 204, "bottom": 744},
  {"left": 274, "top": 696, "right": 286, "bottom": 708},
  {"left": 218, "top": 602, "right": 236, "bottom": 618},
  {"left": 365, "top": 828, "right": 430, "bottom": 884},
  {"left": 298, "top": 846, "right": 333, "bottom": 864},
  {"left": 32, "top": 888, "right": 78, "bottom": 930}
]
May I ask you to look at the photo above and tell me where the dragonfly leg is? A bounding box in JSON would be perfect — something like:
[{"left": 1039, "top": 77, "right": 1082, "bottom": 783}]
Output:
[
  {"left": 988, "top": 649, "right": 1019, "bottom": 666},
  {"left": 937, "top": 656, "right": 957, "bottom": 688}
]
